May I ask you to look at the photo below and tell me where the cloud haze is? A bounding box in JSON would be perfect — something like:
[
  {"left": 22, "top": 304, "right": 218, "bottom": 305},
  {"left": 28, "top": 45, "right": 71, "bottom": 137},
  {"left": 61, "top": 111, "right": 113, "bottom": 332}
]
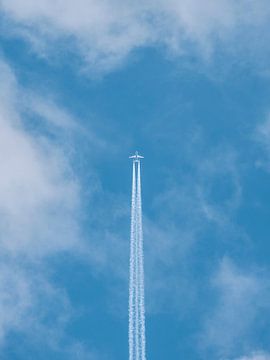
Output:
[
  {"left": 1, "top": 0, "right": 270, "bottom": 71},
  {"left": 201, "top": 258, "right": 270, "bottom": 358}
]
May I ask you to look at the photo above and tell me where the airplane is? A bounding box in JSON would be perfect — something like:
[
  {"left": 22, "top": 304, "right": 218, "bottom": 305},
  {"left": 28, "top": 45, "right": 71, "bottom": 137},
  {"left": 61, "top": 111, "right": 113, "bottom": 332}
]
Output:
[{"left": 129, "top": 151, "right": 144, "bottom": 161}]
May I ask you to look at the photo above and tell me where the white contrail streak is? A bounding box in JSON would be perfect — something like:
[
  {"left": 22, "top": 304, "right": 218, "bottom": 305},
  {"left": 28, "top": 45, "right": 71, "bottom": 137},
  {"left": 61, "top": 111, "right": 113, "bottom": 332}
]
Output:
[
  {"left": 129, "top": 158, "right": 146, "bottom": 360},
  {"left": 129, "top": 161, "right": 136, "bottom": 360},
  {"left": 137, "top": 161, "right": 146, "bottom": 360}
]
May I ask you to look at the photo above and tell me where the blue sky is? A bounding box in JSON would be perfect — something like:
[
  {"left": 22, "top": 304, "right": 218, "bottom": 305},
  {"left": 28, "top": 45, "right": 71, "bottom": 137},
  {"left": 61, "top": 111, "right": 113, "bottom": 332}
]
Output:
[{"left": 1, "top": 1, "right": 270, "bottom": 359}]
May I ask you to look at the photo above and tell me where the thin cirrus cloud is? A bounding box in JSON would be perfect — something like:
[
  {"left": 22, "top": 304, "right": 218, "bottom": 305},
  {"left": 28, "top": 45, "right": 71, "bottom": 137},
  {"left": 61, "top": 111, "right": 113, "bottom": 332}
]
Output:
[
  {"left": 232, "top": 352, "right": 270, "bottom": 360},
  {"left": 1, "top": 0, "right": 270, "bottom": 72},
  {"left": 255, "top": 116, "right": 270, "bottom": 170},
  {"left": 200, "top": 258, "right": 270, "bottom": 358}
]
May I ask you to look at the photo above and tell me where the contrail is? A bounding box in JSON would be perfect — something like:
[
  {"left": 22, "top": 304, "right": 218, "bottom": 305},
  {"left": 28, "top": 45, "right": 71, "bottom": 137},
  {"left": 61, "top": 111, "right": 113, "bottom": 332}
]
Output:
[
  {"left": 129, "top": 161, "right": 136, "bottom": 360},
  {"left": 137, "top": 161, "right": 146, "bottom": 360},
  {"left": 129, "top": 152, "right": 146, "bottom": 360}
]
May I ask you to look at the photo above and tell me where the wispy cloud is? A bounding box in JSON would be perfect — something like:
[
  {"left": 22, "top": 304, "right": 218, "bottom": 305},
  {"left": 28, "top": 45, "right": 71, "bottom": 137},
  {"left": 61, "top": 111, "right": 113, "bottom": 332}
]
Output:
[
  {"left": 255, "top": 115, "right": 270, "bottom": 170},
  {"left": 233, "top": 352, "right": 270, "bottom": 360},
  {"left": 1, "top": 0, "right": 270, "bottom": 72},
  {"left": 0, "top": 59, "right": 81, "bottom": 258},
  {"left": 0, "top": 57, "right": 99, "bottom": 356},
  {"left": 200, "top": 258, "right": 270, "bottom": 358}
]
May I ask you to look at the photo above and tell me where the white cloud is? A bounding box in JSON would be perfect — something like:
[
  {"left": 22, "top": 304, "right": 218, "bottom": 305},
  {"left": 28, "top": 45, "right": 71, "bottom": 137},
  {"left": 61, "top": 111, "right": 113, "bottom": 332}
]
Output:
[
  {"left": 0, "top": 59, "right": 81, "bottom": 258},
  {"left": 255, "top": 116, "right": 270, "bottom": 170},
  {"left": 0, "top": 57, "right": 96, "bottom": 355},
  {"left": 1, "top": 0, "right": 270, "bottom": 72},
  {"left": 233, "top": 351, "right": 270, "bottom": 360},
  {"left": 200, "top": 258, "right": 270, "bottom": 357},
  {"left": 0, "top": 262, "right": 69, "bottom": 345}
]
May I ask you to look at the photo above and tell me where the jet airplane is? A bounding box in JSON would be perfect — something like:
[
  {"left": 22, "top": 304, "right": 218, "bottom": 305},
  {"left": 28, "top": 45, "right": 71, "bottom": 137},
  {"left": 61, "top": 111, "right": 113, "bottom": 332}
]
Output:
[{"left": 129, "top": 151, "right": 144, "bottom": 162}]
